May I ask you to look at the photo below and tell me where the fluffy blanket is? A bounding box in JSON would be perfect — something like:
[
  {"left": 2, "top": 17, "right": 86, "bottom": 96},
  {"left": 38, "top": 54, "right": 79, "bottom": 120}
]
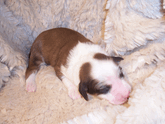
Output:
[{"left": 0, "top": 0, "right": 165, "bottom": 123}]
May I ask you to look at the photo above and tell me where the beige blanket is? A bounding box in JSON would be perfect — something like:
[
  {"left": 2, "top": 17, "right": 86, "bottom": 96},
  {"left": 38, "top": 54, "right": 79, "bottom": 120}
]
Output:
[{"left": 0, "top": 0, "right": 165, "bottom": 123}]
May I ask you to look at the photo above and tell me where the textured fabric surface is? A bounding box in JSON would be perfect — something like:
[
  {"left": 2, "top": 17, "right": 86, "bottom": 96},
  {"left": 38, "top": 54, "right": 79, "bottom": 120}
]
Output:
[
  {"left": 0, "top": 0, "right": 165, "bottom": 123},
  {"left": 104, "top": 0, "right": 165, "bottom": 55}
]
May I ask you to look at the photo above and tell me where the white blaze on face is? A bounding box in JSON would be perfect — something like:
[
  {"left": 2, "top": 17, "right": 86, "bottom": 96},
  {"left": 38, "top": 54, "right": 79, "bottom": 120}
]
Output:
[
  {"left": 91, "top": 59, "right": 132, "bottom": 105},
  {"left": 91, "top": 59, "right": 118, "bottom": 82}
]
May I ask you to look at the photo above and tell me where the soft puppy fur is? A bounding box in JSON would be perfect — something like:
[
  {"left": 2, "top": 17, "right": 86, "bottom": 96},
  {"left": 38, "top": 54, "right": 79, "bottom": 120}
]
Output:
[{"left": 25, "top": 28, "right": 131, "bottom": 105}]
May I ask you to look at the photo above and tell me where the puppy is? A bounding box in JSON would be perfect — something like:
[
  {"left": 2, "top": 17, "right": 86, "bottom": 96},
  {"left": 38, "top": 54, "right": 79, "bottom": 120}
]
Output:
[{"left": 25, "top": 28, "right": 131, "bottom": 105}]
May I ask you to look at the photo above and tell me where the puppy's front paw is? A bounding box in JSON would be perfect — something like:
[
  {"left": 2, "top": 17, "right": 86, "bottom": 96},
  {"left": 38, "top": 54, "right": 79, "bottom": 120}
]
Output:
[
  {"left": 26, "top": 81, "right": 37, "bottom": 92},
  {"left": 68, "top": 85, "right": 81, "bottom": 99}
]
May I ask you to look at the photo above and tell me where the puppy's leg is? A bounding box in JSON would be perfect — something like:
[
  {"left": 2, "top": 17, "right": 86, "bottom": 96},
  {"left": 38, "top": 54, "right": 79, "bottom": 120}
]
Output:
[
  {"left": 25, "top": 71, "right": 37, "bottom": 92},
  {"left": 25, "top": 53, "right": 44, "bottom": 92},
  {"left": 62, "top": 77, "right": 81, "bottom": 99}
]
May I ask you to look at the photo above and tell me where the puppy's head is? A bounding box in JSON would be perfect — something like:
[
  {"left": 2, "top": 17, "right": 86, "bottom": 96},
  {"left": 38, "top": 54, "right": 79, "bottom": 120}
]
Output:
[{"left": 79, "top": 53, "right": 132, "bottom": 105}]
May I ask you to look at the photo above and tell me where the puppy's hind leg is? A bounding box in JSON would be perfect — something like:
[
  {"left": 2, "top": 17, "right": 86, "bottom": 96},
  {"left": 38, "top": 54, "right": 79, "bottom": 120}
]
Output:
[
  {"left": 25, "top": 53, "right": 44, "bottom": 92},
  {"left": 25, "top": 71, "right": 37, "bottom": 92}
]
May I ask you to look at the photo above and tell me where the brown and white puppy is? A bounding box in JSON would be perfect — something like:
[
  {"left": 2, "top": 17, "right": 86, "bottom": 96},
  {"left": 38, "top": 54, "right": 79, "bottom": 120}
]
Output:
[{"left": 25, "top": 28, "right": 131, "bottom": 105}]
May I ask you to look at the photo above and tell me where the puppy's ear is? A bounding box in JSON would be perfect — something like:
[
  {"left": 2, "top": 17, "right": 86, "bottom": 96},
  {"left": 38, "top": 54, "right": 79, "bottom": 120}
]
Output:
[
  {"left": 79, "top": 82, "right": 88, "bottom": 101},
  {"left": 111, "top": 56, "right": 123, "bottom": 64},
  {"left": 79, "top": 80, "right": 111, "bottom": 101},
  {"left": 94, "top": 53, "right": 123, "bottom": 64},
  {"left": 87, "top": 80, "right": 111, "bottom": 95},
  {"left": 79, "top": 62, "right": 91, "bottom": 101},
  {"left": 96, "top": 85, "right": 111, "bottom": 94}
]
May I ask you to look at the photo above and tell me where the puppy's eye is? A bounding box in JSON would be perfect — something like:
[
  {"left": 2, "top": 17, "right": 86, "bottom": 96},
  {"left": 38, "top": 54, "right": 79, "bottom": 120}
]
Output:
[
  {"left": 119, "top": 66, "right": 124, "bottom": 78},
  {"left": 119, "top": 72, "right": 124, "bottom": 78}
]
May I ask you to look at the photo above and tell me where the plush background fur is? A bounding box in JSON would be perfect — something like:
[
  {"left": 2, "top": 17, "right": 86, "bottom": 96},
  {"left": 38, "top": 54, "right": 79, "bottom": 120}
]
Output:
[{"left": 0, "top": 0, "right": 165, "bottom": 123}]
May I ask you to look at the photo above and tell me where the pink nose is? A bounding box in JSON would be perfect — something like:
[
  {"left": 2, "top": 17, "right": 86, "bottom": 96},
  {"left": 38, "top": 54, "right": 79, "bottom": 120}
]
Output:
[{"left": 112, "top": 92, "right": 130, "bottom": 105}]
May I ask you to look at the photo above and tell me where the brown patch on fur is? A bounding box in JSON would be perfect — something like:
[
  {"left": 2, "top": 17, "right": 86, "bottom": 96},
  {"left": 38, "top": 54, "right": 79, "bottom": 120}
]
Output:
[
  {"left": 79, "top": 62, "right": 92, "bottom": 83},
  {"left": 94, "top": 53, "right": 111, "bottom": 60},
  {"left": 79, "top": 62, "right": 111, "bottom": 101},
  {"left": 25, "top": 28, "right": 92, "bottom": 80},
  {"left": 79, "top": 62, "right": 91, "bottom": 100}
]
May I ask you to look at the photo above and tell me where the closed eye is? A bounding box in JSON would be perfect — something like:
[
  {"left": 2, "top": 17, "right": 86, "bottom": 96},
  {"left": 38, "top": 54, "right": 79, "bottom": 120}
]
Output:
[
  {"left": 119, "top": 72, "right": 124, "bottom": 78},
  {"left": 119, "top": 66, "right": 124, "bottom": 78}
]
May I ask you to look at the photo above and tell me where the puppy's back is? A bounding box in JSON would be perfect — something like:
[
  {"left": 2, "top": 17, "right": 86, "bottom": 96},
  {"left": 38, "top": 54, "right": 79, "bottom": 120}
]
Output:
[
  {"left": 32, "top": 28, "right": 91, "bottom": 66},
  {"left": 29, "top": 28, "right": 91, "bottom": 79}
]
